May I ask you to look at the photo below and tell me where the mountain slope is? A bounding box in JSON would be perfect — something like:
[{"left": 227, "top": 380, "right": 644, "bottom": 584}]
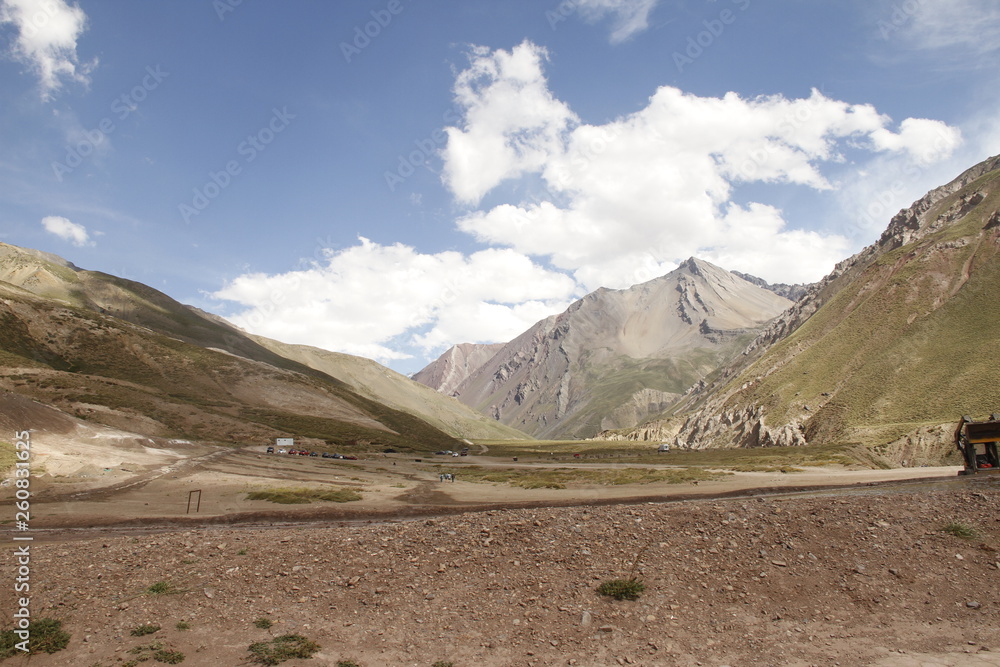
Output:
[
  {"left": 660, "top": 154, "right": 1000, "bottom": 464},
  {"left": 248, "top": 336, "right": 528, "bottom": 440},
  {"left": 411, "top": 342, "right": 505, "bottom": 397},
  {"left": 0, "top": 243, "right": 464, "bottom": 452},
  {"left": 433, "top": 259, "right": 792, "bottom": 439}
]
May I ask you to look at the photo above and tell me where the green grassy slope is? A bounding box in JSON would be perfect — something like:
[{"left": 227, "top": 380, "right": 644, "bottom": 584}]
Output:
[{"left": 718, "top": 166, "right": 1000, "bottom": 448}]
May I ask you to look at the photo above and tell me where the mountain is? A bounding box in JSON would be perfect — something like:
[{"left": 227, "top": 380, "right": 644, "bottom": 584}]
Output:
[
  {"left": 623, "top": 154, "right": 1000, "bottom": 466},
  {"left": 0, "top": 242, "right": 469, "bottom": 452},
  {"left": 247, "top": 336, "right": 527, "bottom": 440},
  {"left": 421, "top": 259, "right": 792, "bottom": 439},
  {"left": 411, "top": 342, "right": 505, "bottom": 396}
]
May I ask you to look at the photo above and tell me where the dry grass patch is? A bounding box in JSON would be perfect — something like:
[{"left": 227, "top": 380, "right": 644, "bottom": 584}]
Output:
[{"left": 246, "top": 486, "right": 362, "bottom": 504}]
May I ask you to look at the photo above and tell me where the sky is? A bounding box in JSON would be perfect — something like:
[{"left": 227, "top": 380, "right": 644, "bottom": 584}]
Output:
[{"left": 1, "top": 0, "right": 999, "bottom": 375}]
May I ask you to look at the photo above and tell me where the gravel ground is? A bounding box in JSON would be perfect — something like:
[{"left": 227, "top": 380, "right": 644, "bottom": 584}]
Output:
[{"left": 2, "top": 477, "right": 999, "bottom": 666}]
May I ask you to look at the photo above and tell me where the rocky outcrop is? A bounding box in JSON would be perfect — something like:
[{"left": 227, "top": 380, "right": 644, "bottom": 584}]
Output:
[
  {"left": 411, "top": 342, "right": 504, "bottom": 397},
  {"left": 670, "top": 404, "right": 806, "bottom": 450}
]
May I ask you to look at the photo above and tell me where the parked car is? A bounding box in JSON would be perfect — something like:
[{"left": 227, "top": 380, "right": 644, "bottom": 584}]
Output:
[
  {"left": 342, "top": 455, "right": 358, "bottom": 460},
  {"left": 266, "top": 446, "right": 274, "bottom": 454},
  {"left": 309, "top": 451, "right": 318, "bottom": 457},
  {"left": 277, "top": 448, "right": 286, "bottom": 454}
]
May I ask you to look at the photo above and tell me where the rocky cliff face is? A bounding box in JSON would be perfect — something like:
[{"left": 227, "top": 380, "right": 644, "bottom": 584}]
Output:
[
  {"left": 428, "top": 258, "right": 792, "bottom": 439},
  {"left": 655, "top": 154, "right": 1000, "bottom": 459},
  {"left": 411, "top": 342, "right": 505, "bottom": 397}
]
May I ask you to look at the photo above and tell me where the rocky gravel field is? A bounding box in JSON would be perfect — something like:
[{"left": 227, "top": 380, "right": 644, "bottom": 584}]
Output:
[{"left": 3, "top": 477, "right": 999, "bottom": 666}]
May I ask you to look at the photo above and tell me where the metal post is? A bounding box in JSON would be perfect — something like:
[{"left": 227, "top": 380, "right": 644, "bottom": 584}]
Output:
[{"left": 187, "top": 489, "right": 202, "bottom": 514}]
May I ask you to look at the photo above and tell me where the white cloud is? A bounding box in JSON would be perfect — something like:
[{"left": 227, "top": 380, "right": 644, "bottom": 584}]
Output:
[
  {"left": 41, "top": 214, "right": 92, "bottom": 246},
  {"left": 442, "top": 41, "right": 578, "bottom": 205},
  {"left": 211, "top": 238, "right": 577, "bottom": 363},
  {"left": 0, "top": 0, "right": 95, "bottom": 100},
  {"left": 573, "top": 0, "right": 660, "bottom": 43},
  {"left": 895, "top": 0, "right": 1000, "bottom": 57},
  {"left": 444, "top": 43, "right": 963, "bottom": 288}
]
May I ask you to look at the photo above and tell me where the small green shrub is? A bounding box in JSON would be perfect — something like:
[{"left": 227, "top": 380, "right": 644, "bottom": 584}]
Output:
[
  {"left": 432, "top": 662, "right": 455, "bottom": 667},
  {"left": 175, "top": 621, "right": 190, "bottom": 630},
  {"left": 254, "top": 617, "right": 274, "bottom": 629},
  {"left": 597, "top": 578, "right": 645, "bottom": 601},
  {"left": 247, "top": 634, "right": 321, "bottom": 665},
  {"left": 0, "top": 618, "right": 71, "bottom": 656},
  {"left": 942, "top": 522, "right": 979, "bottom": 539},
  {"left": 337, "top": 661, "right": 362, "bottom": 667},
  {"left": 153, "top": 647, "right": 185, "bottom": 664},
  {"left": 146, "top": 581, "right": 179, "bottom": 595},
  {"left": 128, "top": 640, "right": 185, "bottom": 664},
  {"left": 131, "top": 623, "right": 160, "bottom": 637}
]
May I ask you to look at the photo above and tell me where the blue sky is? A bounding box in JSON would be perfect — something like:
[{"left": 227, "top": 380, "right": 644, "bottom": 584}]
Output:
[{"left": 1, "top": 0, "right": 999, "bottom": 374}]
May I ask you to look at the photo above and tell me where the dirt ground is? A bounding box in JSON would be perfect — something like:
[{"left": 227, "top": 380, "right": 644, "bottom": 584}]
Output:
[{"left": 1, "top": 430, "right": 999, "bottom": 666}]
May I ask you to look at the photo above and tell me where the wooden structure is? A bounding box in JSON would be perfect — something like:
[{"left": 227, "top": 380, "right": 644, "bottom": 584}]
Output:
[{"left": 956, "top": 414, "right": 1000, "bottom": 475}]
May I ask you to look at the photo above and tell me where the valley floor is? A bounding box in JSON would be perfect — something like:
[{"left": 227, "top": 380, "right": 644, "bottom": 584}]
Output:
[
  {"left": 0, "top": 472, "right": 997, "bottom": 666},
  {"left": 1, "top": 437, "right": 999, "bottom": 666}
]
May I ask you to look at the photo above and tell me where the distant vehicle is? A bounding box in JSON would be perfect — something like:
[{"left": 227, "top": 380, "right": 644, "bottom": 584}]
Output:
[
  {"left": 383, "top": 448, "right": 397, "bottom": 453},
  {"left": 452, "top": 452, "right": 459, "bottom": 457},
  {"left": 435, "top": 451, "right": 447, "bottom": 455},
  {"left": 657, "top": 443, "right": 671, "bottom": 453},
  {"left": 321, "top": 452, "right": 333, "bottom": 458},
  {"left": 297, "top": 450, "right": 309, "bottom": 456},
  {"left": 277, "top": 448, "right": 286, "bottom": 454},
  {"left": 342, "top": 455, "right": 358, "bottom": 460},
  {"left": 309, "top": 451, "right": 318, "bottom": 457},
  {"left": 266, "top": 446, "right": 274, "bottom": 454}
]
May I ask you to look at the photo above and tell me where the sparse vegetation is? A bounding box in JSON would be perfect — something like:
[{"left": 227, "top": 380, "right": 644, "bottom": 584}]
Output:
[
  {"left": 254, "top": 617, "right": 274, "bottom": 629},
  {"left": 0, "top": 618, "right": 71, "bottom": 657},
  {"left": 146, "top": 581, "right": 180, "bottom": 595},
  {"left": 175, "top": 621, "right": 190, "bottom": 631},
  {"left": 431, "top": 465, "right": 728, "bottom": 489},
  {"left": 130, "top": 623, "right": 160, "bottom": 636},
  {"left": 941, "top": 522, "right": 979, "bottom": 539},
  {"left": 337, "top": 661, "right": 362, "bottom": 667},
  {"left": 127, "top": 640, "right": 185, "bottom": 664},
  {"left": 246, "top": 486, "right": 362, "bottom": 504},
  {"left": 431, "top": 662, "right": 455, "bottom": 667},
  {"left": 247, "top": 633, "right": 321, "bottom": 665},
  {"left": 597, "top": 578, "right": 645, "bottom": 601}
]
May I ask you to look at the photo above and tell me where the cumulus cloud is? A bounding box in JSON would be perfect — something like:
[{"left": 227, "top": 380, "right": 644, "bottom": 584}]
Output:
[
  {"left": 41, "top": 214, "right": 92, "bottom": 246},
  {"left": 443, "top": 43, "right": 962, "bottom": 288},
  {"left": 211, "top": 238, "right": 577, "bottom": 363},
  {"left": 572, "top": 0, "right": 660, "bottom": 43},
  {"left": 0, "top": 0, "right": 95, "bottom": 99},
  {"left": 442, "top": 41, "right": 578, "bottom": 205}
]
